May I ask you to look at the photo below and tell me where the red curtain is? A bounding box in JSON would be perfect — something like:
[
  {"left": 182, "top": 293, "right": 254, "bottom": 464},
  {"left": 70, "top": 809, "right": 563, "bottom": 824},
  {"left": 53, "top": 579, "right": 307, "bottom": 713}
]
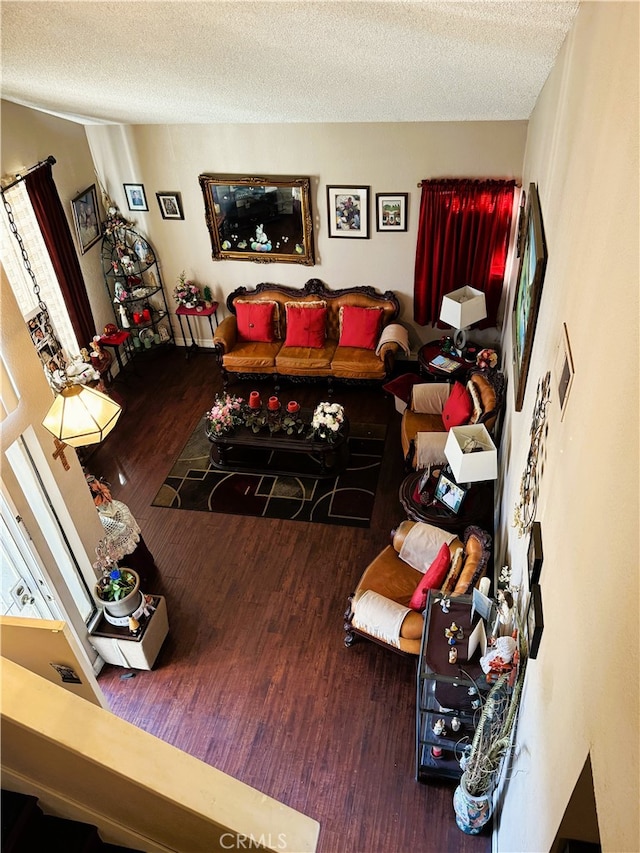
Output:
[
  {"left": 25, "top": 161, "right": 95, "bottom": 349},
  {"left": 413, "top": 179, "right": 516, "bottom": 327}
]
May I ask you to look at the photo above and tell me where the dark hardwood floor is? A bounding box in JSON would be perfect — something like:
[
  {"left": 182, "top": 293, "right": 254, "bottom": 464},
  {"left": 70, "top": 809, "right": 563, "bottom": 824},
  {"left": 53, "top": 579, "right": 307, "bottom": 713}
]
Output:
[{"left": 88, "top": 347, "right": 491, "bottom": 853}]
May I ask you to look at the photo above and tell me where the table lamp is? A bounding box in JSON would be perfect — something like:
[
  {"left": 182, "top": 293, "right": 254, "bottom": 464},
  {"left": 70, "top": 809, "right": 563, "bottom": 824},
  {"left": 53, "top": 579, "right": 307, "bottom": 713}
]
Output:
[
  {"left": 444, "top": 424, "right": 497, "bottom": 484},
  {"left": 439, "top": 286, "right": 487, "bottom": 352}
]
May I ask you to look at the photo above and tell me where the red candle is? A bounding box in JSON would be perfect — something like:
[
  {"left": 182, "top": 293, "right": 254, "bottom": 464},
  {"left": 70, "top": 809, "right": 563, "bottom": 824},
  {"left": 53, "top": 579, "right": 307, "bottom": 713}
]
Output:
[
  {"left": 249, "top": 391, "right": 261, "bottom": 409},
  {"left": 268, "top": 396, "right": 280, "bottom": 411},
  {"left": 142, "top": 308, "right": 151, "bottom": 322},
  {"left": 132, "top": 312, "right": 142, "bottom": 324},
  {"left": 287, "top": 401, "right": 300, "bottom": 413}
]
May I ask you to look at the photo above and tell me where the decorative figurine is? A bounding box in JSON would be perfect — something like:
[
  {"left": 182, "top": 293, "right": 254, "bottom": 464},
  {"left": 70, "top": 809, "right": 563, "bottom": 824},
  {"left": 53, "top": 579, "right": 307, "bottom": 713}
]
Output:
[
  {"left": 451, "top": 716, "right": 462, "bottom": 732},
  {"left": 445, "top": 622, "right": 461, "bottom": 642},
  {"left": 448, "top": 647, "right": 458, "bottom": 664},
  {"left": 433, "top": 718, "right": 446, "bottom": 736}
]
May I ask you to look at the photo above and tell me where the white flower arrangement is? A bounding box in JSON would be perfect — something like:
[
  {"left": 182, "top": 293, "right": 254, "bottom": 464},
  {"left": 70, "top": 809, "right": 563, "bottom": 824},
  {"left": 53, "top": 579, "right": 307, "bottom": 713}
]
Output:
[{"left": 309, "top": 401, "right": 345, "bottom": 443}]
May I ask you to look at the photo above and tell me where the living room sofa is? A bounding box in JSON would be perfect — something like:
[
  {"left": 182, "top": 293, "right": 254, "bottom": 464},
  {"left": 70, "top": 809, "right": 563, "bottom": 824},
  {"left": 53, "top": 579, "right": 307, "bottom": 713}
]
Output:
[
  {"left": 344, "top": 520, "right": 492, "bottom": 656},
  {"left": 212, "top": 278, "right": 406, "bottom": 388}
]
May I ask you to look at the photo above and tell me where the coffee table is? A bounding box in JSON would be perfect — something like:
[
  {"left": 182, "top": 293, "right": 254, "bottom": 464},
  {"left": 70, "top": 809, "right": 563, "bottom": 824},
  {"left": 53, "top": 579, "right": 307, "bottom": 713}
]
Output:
[{"left": 207, "top": 408, "right": 349, "bottom": 478}]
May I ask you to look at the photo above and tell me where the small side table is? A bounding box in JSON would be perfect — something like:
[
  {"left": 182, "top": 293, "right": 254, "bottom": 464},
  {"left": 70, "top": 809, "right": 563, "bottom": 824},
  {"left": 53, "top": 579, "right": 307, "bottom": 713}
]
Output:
[
  {"left": 90, "top": 595, "right": 169, "bottom": 670},
  {"left": 399, "top": 470, "right": 493, "bottom": 537},
  {"left": 176, "top": 303, "right": 219, "bottom": 359},
  {"left": 417, "top": 341, "right": 475, "bottom": 382},
  {"left": 99, "top": 330, "right": 132, "bottom": 373}
]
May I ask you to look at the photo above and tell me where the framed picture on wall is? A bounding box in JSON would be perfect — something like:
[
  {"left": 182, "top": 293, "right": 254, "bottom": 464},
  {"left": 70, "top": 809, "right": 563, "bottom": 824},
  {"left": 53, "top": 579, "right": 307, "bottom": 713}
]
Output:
[
  {"left": 375, "top": 193, "right": 408, "bottom": 232},
  {"left": 527, "top": 583, "right": 544, "bottom": 659},
  {"left": 326, "top": 185, "right": 370, "bottom": 239},
  {"left": 123, "top": 183, "right": 148, "bottom": 212},
  {"left": 512, "top": 182, "right": 548, "bottom": 411},
  {"left": 156, "top": 191, "right": 184, "bottom": 220},
  {"left": 554, "top": 322, "right": 575, "bottom": 421},
  {"left": 70, "top": 184, "right": 101, "bottom": 253},
  {"left": 527, "top": 521, "right": 543, "bottom": 586}
]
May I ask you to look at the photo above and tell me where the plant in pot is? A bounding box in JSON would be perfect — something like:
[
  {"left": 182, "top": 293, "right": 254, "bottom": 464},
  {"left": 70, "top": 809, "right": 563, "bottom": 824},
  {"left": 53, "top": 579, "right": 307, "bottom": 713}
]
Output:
[
  {"left": 94, "top": 564, "right": 142, "bottom": 619},
  {"left": 454, "top": 652, "right": 526, "bottom": 834}
]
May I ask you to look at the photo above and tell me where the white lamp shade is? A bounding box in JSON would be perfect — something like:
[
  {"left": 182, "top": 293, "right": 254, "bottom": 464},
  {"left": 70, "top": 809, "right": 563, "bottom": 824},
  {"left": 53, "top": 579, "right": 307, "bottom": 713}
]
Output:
[
  {"left": 444, "top": 424, "right": 497, "bottom": 483},
  {"left": 42, "top": 384, "right": 122, "bottom": 447},
  {"left": 439, "top": 286, "right": 487, "bottom": 330}
]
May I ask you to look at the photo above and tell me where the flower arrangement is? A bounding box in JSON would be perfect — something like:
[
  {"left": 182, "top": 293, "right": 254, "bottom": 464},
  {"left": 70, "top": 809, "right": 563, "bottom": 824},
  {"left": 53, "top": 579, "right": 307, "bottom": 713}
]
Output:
[
  {"left": 86, "top": 474, "right": 112, "bottom": 507},
  {"left": 476, "top": 348, "right": 498, "bottom": 370},
  {"left": 308, "top": 402, "right": 345, "bottom": 444},
  {"left": 205, "top": 394, "right": 245, "bottom": 436},
  {"left": 95, "top": 566, "right": 137, "bottom": 602},
  {"left": 173, "top": 271, "right": 202, "bottom": 308}
]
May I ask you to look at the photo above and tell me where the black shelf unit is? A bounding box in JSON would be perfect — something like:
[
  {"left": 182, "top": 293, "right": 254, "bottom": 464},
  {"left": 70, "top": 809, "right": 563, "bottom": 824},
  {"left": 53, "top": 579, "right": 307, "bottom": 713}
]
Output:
[
  {"left": 101, "top": 225, "right": 175, "bottom": 357},
  {"left": 416, "top": 591, "right": 495, "bottom": 783}
]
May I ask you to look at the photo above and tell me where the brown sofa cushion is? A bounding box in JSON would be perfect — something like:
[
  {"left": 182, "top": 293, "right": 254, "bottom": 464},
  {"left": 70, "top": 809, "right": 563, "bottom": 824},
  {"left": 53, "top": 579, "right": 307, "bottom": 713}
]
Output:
[{"left": 223, "top": 340, "right": 281, "bottom": 373}]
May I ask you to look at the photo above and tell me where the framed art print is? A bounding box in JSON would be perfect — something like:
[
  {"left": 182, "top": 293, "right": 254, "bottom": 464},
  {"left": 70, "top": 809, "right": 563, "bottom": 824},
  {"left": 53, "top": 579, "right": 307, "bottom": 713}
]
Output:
[
  {"left": 512, "top": 182, "right": 547, "bottom": 411},
  {"left": 527, "top": 521, "right": 543, "bottom": 586},
  {"left": 376, "top": 193, "right": 408, "bottom": 232},
  {"left": 71, "top": 183, "right": 101, "bottom": 253},
  {"left": 156, "top": 191, "right": 184, "bottom": 220},
  {"left": 123, "top": 183, "right": 148, "bottom": 212},
  {"left": 326, "top": 185, "right": 370, "bottom": 239},
  {"left": 554, "top": 322, "right": 575, "bottom": 421},
  {"left": 527, "top": 583, "right": 544, "bottom": 659}
]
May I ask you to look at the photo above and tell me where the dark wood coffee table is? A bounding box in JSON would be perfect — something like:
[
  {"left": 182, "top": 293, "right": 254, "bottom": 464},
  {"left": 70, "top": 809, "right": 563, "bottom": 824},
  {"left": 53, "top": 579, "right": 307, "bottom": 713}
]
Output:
[{"left": 207, "top": 409, "right": 349, "bottom": 478}]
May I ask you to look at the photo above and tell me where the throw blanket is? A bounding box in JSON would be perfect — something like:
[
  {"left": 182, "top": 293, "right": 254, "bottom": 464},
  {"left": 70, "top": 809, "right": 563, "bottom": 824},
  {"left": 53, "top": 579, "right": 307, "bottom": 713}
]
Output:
[
  {"left": 399, "top": 521, "right": 456, "bottom": 573},
  {"left": 376, "top": 323, "right": 410, "bottom": 357},
  {"left": 352, "top": 590, "right": 410, "bottom": 649}
]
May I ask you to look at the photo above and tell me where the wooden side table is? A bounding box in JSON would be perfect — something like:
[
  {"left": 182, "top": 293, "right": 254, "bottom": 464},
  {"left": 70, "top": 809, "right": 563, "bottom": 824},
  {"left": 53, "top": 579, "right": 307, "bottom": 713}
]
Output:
[
  {"left": 399, "top": 470, "right": 493, "bottom": 537},
  {"left": 417, "top": 341, "right": 475, "bottom": 382},
  {"left": 176, "top": 303, "right": 219, "bottom": 358},
  {"left": 90, "top": 595, "right": 169, "bottom": 670}
]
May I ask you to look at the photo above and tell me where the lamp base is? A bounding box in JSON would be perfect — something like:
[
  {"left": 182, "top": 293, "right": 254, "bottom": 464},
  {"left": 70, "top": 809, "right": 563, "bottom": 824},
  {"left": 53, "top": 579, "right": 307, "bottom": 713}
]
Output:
[{"left": 452, "top": 328, "right": 467, "bottom": 352}]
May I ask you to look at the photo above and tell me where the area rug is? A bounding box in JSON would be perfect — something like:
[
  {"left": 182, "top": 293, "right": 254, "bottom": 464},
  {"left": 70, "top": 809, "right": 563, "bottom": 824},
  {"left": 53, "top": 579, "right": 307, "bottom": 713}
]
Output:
[{"left": 151, "top": 417, "right": 387, "bottom": 528}]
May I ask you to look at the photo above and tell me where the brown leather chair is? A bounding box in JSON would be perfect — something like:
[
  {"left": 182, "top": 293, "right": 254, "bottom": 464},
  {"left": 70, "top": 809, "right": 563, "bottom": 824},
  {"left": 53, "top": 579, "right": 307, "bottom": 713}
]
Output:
[
  {"left": 344, "top": 521, "right": 492, "bottom": 656},
  {"left": 401, "top": 369, "right": 504, "bottom": 471}
]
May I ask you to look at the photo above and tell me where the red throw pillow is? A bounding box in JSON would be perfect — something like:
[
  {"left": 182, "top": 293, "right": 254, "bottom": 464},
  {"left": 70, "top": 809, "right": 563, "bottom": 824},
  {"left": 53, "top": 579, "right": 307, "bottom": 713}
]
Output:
[
  {"left": 441, "top": 381, "right": 473, "bottom": 430},
  {"left": 338, "top": 305, "right": 383, "bottom": 350},
  {"left": 285, "top": 306, "right": 327, "bottom": 348},
  {"left": 236, "top": 301, "right": 276, "bottom": 342},
  {"left": 409, "top": 542, "right": 452, "bottom": 611}
]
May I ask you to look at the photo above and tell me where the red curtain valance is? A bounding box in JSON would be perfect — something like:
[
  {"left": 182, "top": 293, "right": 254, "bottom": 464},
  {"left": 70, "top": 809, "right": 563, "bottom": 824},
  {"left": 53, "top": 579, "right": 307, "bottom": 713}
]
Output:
[{"left": 413, "top": 178, "right": 516, "bottom": 327}]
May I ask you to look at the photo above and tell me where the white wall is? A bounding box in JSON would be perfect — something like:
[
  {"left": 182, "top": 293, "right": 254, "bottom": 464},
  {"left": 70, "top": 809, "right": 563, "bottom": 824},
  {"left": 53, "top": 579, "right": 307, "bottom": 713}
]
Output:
[
  {"left": 496, "top": 3, "right": 639, "bottom": 851},
  {"left": 86, "top": 120, "right": 526, "bottom": 349}
]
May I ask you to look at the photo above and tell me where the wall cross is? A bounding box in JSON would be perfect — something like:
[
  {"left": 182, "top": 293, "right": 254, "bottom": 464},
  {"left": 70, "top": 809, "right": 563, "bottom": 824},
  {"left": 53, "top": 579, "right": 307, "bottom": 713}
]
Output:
[{"left": 52, "top": 438, "right": 70, "bottom": 471}]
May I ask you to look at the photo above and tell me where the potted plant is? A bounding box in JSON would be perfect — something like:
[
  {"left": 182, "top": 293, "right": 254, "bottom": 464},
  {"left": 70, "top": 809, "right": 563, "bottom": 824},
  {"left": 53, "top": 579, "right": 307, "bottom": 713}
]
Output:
[
  {"left": 204, "top": 393, "right": 245, "bottom": 437},
  {"left": 94, "top": 565, "right": 142, "bottom": 618},
  {"left": 454, "top": 649, "right": 526, "bottom": 833}
]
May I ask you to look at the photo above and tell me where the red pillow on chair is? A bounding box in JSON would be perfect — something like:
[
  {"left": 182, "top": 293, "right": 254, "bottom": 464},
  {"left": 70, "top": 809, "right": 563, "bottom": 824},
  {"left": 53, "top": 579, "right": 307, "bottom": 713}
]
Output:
[
  {"left": 408, "top": 542, "right": 452, "bottom": 611},
  {"left": 441, "top": 381, "right": 473, "bottom": 430},
  {"left": 236, "top": 301, "right": 276, "bottom": 342},
  {"left": 285, "top": 305, "right": 327, "bottom": 348}
]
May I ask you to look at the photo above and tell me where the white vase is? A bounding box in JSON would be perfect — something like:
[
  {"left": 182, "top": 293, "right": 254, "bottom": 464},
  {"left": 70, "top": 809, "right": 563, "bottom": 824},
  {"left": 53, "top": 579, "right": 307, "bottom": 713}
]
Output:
[{"left": 96, "top": 569, "right": 141, "bottom": 618}]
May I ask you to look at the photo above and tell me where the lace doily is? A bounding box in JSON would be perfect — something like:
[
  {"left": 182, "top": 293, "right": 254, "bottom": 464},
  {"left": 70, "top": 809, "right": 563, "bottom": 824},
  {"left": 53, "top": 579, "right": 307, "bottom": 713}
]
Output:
[{"left": 94, "top": 500, "right": 141, "bottom": 569}]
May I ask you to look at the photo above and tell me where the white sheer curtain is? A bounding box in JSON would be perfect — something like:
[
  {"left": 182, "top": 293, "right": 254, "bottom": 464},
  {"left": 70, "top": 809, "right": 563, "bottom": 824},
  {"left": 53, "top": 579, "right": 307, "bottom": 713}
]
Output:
[{"left": 1, "top": 181, "right": 77, "bottom": 360}]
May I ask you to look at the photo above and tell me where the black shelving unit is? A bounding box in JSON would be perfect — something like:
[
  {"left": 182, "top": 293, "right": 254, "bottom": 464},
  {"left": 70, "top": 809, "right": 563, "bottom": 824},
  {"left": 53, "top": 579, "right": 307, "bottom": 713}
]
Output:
[
  {"left": 101, "top": 225, "right": 175, "bottom": 357},
  {"left": 416, "top": 591, "right": 495, "bottom": 783}
]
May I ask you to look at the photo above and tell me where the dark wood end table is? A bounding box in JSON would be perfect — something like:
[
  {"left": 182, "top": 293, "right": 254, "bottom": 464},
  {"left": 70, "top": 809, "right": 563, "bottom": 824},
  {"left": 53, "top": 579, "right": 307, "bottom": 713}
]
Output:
[
  {"left": 399, "top": 470, "right": 493, "bottom": 536},
  {"left": 417, "top": 341, "right": 476, "bottom": 382}
]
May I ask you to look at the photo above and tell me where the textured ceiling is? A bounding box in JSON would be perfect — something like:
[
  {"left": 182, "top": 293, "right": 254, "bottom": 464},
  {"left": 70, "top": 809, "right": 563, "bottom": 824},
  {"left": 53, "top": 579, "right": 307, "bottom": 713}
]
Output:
[{"left": 1, "top": 1, "right": 579, "bottom": 125}]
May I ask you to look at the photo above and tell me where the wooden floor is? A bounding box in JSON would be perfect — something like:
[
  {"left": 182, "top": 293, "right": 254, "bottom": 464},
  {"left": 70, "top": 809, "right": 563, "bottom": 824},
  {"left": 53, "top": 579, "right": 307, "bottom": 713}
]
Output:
[{"left": 89, "top": 347, "right": 491, "bottom": 853}]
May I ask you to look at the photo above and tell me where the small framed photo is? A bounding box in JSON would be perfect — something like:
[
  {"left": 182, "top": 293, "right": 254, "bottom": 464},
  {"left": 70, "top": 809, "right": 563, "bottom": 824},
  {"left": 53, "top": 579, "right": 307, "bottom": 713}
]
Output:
[
  {"left": 326, "top": 185, "right": 370, "bottom": 239},
  {"left": 156, "top": 191, "right": 184, "bottom": 220},
  {"left": 123, "top": 183, "right": 148, "bottom": 212},
  {"left": 26, "top": 307, "right": 52, "bottom": 351},
  {"left": 527, "top": 521, "right": 543, "bottom": 586},
  {"left": 417, "top": 466, "right": 432, "bottom": 495},
  {"left": 527, "top": 583, "right": 544, "bottom": 659},
  {"left": 434, "top": 471, "right": 468, "bottom": 515},
  {"left": 376, "top": 193, "right": 408, "bottom": 232},
  {"left": 554, "top": 322, "right": 575, "bottom": 421},
  {"left": 71, "top": 183, "right": 101, "bottom": 253}
]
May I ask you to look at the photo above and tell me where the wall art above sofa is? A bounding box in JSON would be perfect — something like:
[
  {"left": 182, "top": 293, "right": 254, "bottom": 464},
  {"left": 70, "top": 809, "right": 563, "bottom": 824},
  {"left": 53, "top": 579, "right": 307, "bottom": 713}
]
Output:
[{"left": 199, "top": 174, "right": 315, "bottom": 265}]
